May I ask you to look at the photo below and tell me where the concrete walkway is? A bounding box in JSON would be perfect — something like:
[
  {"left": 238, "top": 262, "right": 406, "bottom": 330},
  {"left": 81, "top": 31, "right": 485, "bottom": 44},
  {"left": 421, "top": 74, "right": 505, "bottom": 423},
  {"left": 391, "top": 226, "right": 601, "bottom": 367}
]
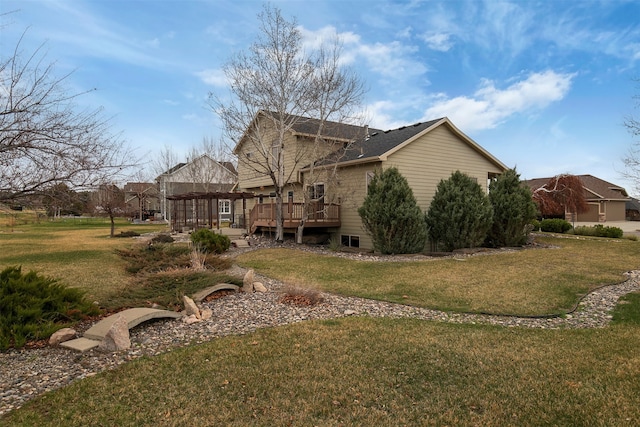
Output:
[{"left": 60, "top": 308, "right": 183, "bottom": 352}]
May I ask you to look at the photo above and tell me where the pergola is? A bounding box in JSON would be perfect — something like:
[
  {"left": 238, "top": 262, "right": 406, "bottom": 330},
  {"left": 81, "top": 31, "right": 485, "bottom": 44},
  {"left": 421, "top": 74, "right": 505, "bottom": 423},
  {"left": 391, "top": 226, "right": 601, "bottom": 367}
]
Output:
[{"left": 166, "top": 191, "right": 255, "bottom": 232}]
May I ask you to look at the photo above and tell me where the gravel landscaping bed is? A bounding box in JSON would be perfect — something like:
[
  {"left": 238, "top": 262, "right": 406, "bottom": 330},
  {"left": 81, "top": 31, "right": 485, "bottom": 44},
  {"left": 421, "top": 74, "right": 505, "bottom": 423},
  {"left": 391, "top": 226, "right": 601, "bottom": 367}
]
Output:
[{"left": 2, "top": 240, "right": 639, "bottom": 416}]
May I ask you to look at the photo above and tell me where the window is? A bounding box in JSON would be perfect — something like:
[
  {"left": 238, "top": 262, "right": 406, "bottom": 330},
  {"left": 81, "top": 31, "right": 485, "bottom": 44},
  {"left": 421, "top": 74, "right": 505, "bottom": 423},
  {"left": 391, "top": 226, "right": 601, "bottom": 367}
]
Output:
[
  {"left": 366, "top": 171, "right": 375, "bottom": 190},
  {"left": 271, "top": 143, "right": 280, "bottom": 169},
  {"left": 218, "top": 200, "right": 231, "bottom": 214},
  {"left": 309, "top": 183, "right": 325, "bottom": 201},
  {"left": 341, "top": 235, "right": 360, "bottom": 248}
]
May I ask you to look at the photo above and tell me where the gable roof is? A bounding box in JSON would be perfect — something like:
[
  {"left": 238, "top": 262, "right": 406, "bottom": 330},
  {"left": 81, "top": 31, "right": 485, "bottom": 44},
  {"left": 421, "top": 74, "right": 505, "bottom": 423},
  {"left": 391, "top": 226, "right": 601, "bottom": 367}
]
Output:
[
  {"left": 158, "top": 154, "right": 237, "bottom": 180},
  {"left": 524, "top": 174, "right": 629, "bottom": 201},
  {"left": 312, "top": 117, "right": 508, "bottom": 170},
  {"left": 233, "top": 110, "right": 377, "bottom": 154}
]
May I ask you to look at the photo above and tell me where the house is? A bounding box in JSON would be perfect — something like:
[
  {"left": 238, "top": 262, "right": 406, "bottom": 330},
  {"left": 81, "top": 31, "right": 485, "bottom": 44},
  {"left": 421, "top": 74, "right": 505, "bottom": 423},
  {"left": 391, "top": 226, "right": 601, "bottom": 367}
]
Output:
[
  {"left": 626, "top": 197, "right": 640, "bottom": 221},
  {"left": 234, "top": 112, "right": 508, "bottom": 250},
  {"left": 123, "top": 182, "right": 160, "bottom": 220},
  {"left": 524, "top": 174, "right": 630, "bottom": 222},
  {"left": 156, "top": 154, "right": 238, "bottom": 225}
]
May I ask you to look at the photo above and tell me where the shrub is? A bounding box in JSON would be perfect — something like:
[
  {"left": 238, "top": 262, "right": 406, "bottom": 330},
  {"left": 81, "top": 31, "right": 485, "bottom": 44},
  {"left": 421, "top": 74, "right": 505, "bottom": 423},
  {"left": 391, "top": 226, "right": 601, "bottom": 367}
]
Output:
[
  {"left": 486, "top": 169, "right": 538, "bottom": 247},
  {"left": 116, "top": 243, "right": 192, "bottom": 274},
  {"left": 426, "top": 171, "right": 493, "bottom": 251},
  {"left": 190, "top": 228, "right": 231, "bottom": 254},
  {"left": 358, "top": 167, "right": 427, "bottom": 254},
  {"left": 573, "top": 224, "right": 624, "bottom": 239},
  {"left": 530, "top": 219, "right": 541, "bottom": 231},
  {"left": 151, "top": 233, "right": 174, "bottom": 244},
  {"left": 540, "top": 218, "right": 572, "bottom": 233},
  {"left": 0, "top": 266, "right": 101, "bottom": 351},
  {"left": 114, "top": 230, "right": 140, "bottom": 238}
]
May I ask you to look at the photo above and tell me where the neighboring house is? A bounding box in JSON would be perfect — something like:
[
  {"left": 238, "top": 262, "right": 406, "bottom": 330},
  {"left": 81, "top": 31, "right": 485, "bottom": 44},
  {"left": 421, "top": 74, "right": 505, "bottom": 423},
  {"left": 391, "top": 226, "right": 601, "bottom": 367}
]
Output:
[
  {"left": 156, "top": 154, "right": 237, "bottom": 223},
  {"left": 524, "top": 175, "right": 630, "bottom": 222},
  {"left": 123, "top": 182, "right": 160, "bottom": 220},
  {"left": 626, "top": 197, "right": 640, "bottom": 221},
  {"left": 234, "top": 112, "right": 508, "bottom": 250}
]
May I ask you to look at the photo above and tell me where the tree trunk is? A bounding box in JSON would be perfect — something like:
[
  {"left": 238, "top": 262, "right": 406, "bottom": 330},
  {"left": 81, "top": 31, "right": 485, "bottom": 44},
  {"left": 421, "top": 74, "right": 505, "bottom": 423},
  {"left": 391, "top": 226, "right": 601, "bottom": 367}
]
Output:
[
  {"left": 275, "top": 191, "right": 284, "bottom": 242},
  {"left": 109, "top": 214, "right": 115, "bottom": 237}
]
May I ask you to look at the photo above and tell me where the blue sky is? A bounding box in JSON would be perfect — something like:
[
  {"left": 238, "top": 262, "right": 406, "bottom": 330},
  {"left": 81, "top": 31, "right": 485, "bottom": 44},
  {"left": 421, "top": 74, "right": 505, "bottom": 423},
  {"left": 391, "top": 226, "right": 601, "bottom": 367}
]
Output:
[{"left": 2, "top": 0, "right": 639, "bottom": 193}]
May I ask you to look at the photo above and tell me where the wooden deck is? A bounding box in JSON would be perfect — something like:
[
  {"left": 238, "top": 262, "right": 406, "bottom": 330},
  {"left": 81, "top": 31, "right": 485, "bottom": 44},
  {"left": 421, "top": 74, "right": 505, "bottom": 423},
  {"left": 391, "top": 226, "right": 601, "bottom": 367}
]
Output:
[{"left": 250, "top": 202, "right": 341, "bottom": 231}]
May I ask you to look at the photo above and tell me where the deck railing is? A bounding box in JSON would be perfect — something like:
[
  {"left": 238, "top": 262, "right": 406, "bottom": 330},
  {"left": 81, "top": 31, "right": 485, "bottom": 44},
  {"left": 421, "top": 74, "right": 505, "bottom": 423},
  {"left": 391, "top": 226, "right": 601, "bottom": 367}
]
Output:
[{"left": 249, "top": 201, "right": 340, "bottom": 229}]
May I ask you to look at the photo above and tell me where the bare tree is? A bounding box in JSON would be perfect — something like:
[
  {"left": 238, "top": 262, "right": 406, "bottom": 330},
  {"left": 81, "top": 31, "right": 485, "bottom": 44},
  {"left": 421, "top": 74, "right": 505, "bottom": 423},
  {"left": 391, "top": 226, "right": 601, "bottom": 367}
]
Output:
[
  {"left": 210, "top": 4, "right": 365, "bottom": 242},
  {"left": 0, "top": 31, "right": 137, "bottom": 203},
  {"left": 91, "top": 183, "right": 125, "bottom": 237},
  {"left": 532, "top": 174, "right": 588, "bottom": 223},
  {"left": 622, "top": 78, "right": 640, "bottom": 195}
]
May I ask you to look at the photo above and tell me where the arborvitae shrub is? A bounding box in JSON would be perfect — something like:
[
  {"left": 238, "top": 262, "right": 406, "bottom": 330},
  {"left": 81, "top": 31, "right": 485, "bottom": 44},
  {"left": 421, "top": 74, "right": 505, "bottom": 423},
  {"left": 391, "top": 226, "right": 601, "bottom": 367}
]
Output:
[
  {"left": 426, "top": 171, "right": 493, "bottom": 251},
  {"left": 487, "top": 168, "right": 538, "bottom": 247},
  {"left": 540, "top": 218, "right": 572, "bottom": 233},
  {"left": 358, "top": 167, "right": 427, "bottom": 254},
  {"left": 190, "top": 228, "right": 231, "bottom": 254},
  {"left": 0, "top": 266, "right": 101, "bottom": 351}
]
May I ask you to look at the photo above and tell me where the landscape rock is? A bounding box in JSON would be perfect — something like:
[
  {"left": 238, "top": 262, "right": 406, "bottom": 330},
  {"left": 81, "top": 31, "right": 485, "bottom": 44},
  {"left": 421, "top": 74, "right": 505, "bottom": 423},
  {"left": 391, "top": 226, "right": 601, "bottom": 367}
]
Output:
[
  {"left": 242, "top": 269, "right": 255, "bottom": 293},
  {"left": 49, "top": 328, "right": 76, "bottom": 346},
  {"left": 253, "top": 282, "right": 267, "bottom": 293},
  {"left": 98, "top": 315, "right": 131, "bottom": 352},
  {"left": 182, "top": 314, "right": 201, "bottom": 324},
  {"left": 201, "top": 308, "right": 213, "bottom": 320},
  {"left": 183, "top": 295, "right": 201, "bottom": 319}
]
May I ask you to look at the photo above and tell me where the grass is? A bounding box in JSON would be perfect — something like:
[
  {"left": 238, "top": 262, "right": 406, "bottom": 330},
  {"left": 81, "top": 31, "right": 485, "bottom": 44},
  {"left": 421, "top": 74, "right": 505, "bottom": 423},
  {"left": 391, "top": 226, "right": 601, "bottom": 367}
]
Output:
[
  {"left": 235, "top": 235, "right": 640, "bottom": 315},
  {"left": 3, "top": 317, "right": 640, "bottom": 426},
  {"left": 3, "top": 225, "right": 640, "bottom": 425},
  {"left": 0, "top": 218, "right": 168, "bottom": 303}
]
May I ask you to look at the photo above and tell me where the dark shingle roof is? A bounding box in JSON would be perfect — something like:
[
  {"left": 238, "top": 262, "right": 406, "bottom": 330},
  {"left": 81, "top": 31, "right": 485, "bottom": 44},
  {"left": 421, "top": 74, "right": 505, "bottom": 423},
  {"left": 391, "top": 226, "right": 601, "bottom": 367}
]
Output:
[
  {"left": 315, "top": 119, "right": 443, "bottom": 165},
  {"left": 266, "top": 111, "right": 377, "bottom": 142}
]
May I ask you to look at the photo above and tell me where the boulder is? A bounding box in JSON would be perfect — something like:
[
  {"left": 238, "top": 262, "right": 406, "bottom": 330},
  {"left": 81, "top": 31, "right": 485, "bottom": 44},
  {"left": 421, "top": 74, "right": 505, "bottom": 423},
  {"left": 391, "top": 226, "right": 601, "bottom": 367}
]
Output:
[
  {"left": 98, "top": 315, "right": 131, "bottom": 352},
  {"left": 242, "top": 269, "right": 255, "bottom": 293},
  {"left": 49, "top": 328, "right": 76, "bottom": 346},
  {"left": 183, "top": 295, "right": 201, "bottom": 319},
  {"left": 253, "top": 282, "right": 267, "bottom": 293},
  {"left": 182, "top": 314, "right": 201, "bottom": 324},
  {"left": 201, "top": 308, "right": 213, "bottom": 321}
]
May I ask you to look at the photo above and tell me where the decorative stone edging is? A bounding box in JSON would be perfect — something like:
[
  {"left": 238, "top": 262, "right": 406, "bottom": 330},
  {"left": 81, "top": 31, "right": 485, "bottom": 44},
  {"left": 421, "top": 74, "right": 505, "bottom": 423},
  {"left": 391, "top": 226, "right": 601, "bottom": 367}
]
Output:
[{"left": 1, "top": 243, "right": 639, "bottom": 416}]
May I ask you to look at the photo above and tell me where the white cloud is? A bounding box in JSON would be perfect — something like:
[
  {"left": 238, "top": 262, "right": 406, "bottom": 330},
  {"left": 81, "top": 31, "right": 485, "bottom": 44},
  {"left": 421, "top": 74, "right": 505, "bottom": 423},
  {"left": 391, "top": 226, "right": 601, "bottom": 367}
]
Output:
[
  {"left": 422, "top": 70, "right": 575, "bottom": 131},
  {"left": 299, "top": 25, "right": 428, "bottom": 81},
  {"left": 195, "top": 68, "right": 228, "bottom": 87},
  {"left": 420, "top": 33, "right": 454, "bottom": 52}
]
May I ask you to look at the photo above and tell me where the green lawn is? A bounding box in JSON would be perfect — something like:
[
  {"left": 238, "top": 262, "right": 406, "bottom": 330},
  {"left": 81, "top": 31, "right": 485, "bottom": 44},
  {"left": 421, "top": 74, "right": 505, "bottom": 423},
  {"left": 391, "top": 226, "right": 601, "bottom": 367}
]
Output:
[
  {"left": 236, "top": 236, "right": 640, "bottom": 315},
  {"left": 0, "top": 218, "right": 168, "bottom": 303},
  {"left": 4, "top": 318, "right": 640, "bottom": 426},
  {"left": 2, "top": 226, "right": 640, "bottom": 426}
]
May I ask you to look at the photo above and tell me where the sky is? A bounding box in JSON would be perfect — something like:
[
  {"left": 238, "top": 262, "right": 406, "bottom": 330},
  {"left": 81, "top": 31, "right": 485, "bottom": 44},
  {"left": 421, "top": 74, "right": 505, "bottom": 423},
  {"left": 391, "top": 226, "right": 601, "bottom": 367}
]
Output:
[{"left": 2, "top": 0, "right": 640, "bottom": 193}]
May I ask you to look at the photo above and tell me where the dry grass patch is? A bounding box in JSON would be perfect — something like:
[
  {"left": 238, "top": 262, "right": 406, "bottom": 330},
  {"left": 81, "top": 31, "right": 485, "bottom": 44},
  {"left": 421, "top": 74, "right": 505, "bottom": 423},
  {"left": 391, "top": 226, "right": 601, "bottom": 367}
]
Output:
[
  {"left": 0, "top": 220, "right": 168, "bottom": 302},
  {"left": 237, "top": 236, "right": 640, "bottom": 315},
  {"left": 280, "top": 285, "right": 324, "bottom": 306},
  {"left": 5, "top": 318, "right": 640, "bottom": 426}
]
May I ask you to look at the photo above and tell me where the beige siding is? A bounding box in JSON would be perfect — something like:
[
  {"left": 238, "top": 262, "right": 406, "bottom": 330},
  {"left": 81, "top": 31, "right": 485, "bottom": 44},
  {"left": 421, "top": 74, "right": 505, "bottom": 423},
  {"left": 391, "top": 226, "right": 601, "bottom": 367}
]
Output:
[
  {"left": 333, "top": 163, "right": 382, "bottom": 250},
  {"left": 333, "top": 125, "right": 505, "bottom": 251},
  {"left": 385, "top": 125, "right": 505, "bottom": 212},
  {"left": 236, "top": 122, "right": 335, "bottom": 194}
]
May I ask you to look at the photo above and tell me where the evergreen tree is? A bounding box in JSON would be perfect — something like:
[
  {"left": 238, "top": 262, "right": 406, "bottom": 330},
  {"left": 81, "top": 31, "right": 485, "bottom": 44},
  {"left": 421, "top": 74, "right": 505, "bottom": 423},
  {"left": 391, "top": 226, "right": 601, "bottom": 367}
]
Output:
[
  {"left": 358, "top": 167, "right": 427, "bottom": 254},
  {"left": 487, "top": 168, "right": 537, "bottom": 247},
  {"left": 426, "top": 171, "right": 493, "bottom": 251}
]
